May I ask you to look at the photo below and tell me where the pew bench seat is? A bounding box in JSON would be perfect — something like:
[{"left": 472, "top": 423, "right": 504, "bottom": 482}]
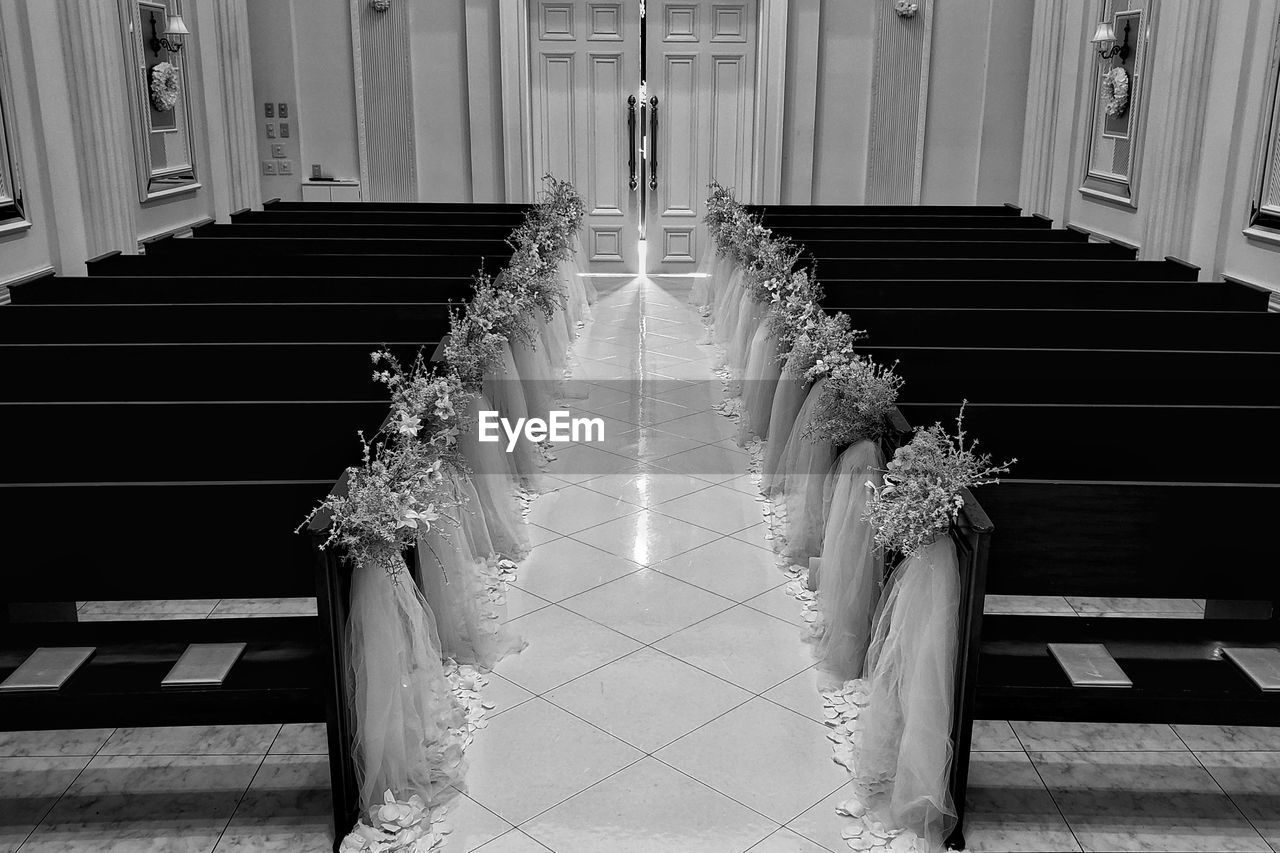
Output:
[
  {"left": 0, "top": 616, "right": 325, "bottom": 730},
  {"left": 975, "top": 615, "right": 1280, "bottom": 725}
]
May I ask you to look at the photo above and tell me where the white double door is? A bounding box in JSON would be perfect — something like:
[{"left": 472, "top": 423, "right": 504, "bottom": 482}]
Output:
[{"left": 528, "top": 0, "right": 758, "bottom": 273}]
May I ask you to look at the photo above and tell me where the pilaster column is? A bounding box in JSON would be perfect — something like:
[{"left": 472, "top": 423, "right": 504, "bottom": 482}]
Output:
[
  {"left": 211, "top": 0, "right": 260, "bottom": 212},
  {"left": 1019, "top": 0, "right": 1068, "bottom": 217},
  {"left": 866, "top": 0, "right": 934, "bottom": 204},
  {"left": 60, "top": 0, "right": 137, "bottom": 256},
  {"left": 1139, "top": 0, "right": 1217, "bottom": 264}
]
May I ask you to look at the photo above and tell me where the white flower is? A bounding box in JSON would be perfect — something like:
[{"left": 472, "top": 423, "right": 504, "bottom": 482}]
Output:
[{"left": 394, "top": 411, "right": 423, "bottom": 439}]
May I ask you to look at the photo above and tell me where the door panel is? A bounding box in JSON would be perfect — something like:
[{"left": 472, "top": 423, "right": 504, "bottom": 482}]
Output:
[
  {"left": 647, "top": 1, "right": 757, "bottom": 273},
  {"left": 529, "top": 1, "right": 641, "bottom": 272}
]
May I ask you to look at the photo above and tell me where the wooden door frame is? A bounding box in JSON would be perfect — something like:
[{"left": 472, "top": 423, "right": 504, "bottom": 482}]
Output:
[{"left": 498, "top": 0, "right": 787, "bottom": 205}]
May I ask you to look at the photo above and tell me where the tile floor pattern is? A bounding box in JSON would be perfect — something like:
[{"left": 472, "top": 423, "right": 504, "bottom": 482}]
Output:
[{"left": 9, "top": 274, "right": 1278, "bottom": 852}]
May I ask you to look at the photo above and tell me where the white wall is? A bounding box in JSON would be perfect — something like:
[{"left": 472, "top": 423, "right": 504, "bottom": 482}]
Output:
[
  {"left": 780, "top": 0, "right": 1034, "bottom": 206},
  {"left": 0, "top": 0, "right": 257, "bottom": 285},
  {"left": 1020, "top": 0, "right": 1280, "bottom": 290}
]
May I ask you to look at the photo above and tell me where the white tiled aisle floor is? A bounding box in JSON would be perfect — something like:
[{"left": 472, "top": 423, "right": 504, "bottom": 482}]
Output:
[{"left": 4, "top": 272, "right": 1279, "bottom": 852}]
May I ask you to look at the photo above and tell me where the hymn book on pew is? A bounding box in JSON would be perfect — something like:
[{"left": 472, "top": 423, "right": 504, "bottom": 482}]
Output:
[
  {"left": 161, "top": 643, "right": 248, "bottom": 688},
  {"left": 0, "top": 647, "right": 95, "bottom": 692},
  {"left": 1223, "top": 648, "right": 1280, "bottom": 692},
  {"left": 1048, "top": 643, "right": 1133, "bottom": 688}
]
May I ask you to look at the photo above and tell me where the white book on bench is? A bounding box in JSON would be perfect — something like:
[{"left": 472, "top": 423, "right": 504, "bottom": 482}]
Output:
[
  {"left": 1223, "top": 647, "right": 1280, "bottom": 692},
  {"left": 1048, "top": 643, "right": 1133, "bottom": 688},
  {"left": 0, "top": 647, "right": 95, "bottom": 692},
  {"left": 161, "top": 643, "right": 246, "bottom": 687}
]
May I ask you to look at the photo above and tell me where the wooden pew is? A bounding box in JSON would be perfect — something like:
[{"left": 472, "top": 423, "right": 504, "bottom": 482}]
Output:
[
  {"left": 262, "top": 199, "right": 527, "bottom": 213},
  {"left": 757, "top": 215, "right": 1049, "bottom": 230},
  {"left": 748, "top": 203, "right": 1022, "bottom": 217},
  {"left": 0, "top": 342, "right": 430, "bottom": 402},
  {"left": 0, "top": 402, "right": 389, "bottom": 482},
  {"left": 828, "top": 306, "right": 1280, "bottom": 351},
  {"left": 0, "top": 304, "right": 454, "bottom": 344},
  {"left": 863, "top": 347, "right": 1280, "bottom": 406},
  {"left": 813, "top": 257, "right": 1193, "bottom": 280},
  {"left": 192, "top": 222, "right": 518, "bottom": 243},
  {"left": 8, "top": 275, "right": 476, "bottom": 305},
  {"left": 233, "top": 209, "right": 527, "bottom": 226},
  {"left": 798, "top": 240, "right": 1134, "bottom": 260},
  {"left": 820, "top": 279, "right": 1268, "bottom": 311},
  {"left": 149, "top": 235, "right": 511, "bottom": 258},
  {"left": 88, "top": 252, "right": 509, "bottom": 278},
  {"left": 0, "top": 479, "right": 360, "bottom": 837},
  {"left": 896, "top": 403, "right": 1280, "bottom": 484},
  {"left": 768, "top": 226, "right": 1088, "bottom": 243}
]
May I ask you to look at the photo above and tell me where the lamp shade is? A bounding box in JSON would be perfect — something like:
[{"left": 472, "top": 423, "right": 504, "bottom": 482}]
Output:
[
  {"left": 1090, "top": 21, "right": 1116, "bottom": 44},
  {"left": 163, "top": 13, "right": 190, "bottom": 36}
]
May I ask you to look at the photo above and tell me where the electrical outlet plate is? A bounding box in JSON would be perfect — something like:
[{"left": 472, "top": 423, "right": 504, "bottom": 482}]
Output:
[
  {"left": 280, "top": 122, "right": 290, "bottom": 138},
  {"left": 264, "top": 102, "right": 274, "bottom": 118},
  {"left": 270, "top": 143, "right": 285, "bottom": 159},
  {"left": 311, "top": 164, "right": 323, "bottom": 179},
  {"left": 278, "top": 160, "right": 293, "bottom": 176},
  {"left": 261, "top": 160, "right": 277, "bottom": 176},
  {"left": 265, "top": 123, "right": 276, "bottom": 139},
  {"left": 278, "top": 102, "right": 289, "bottom": 118}
]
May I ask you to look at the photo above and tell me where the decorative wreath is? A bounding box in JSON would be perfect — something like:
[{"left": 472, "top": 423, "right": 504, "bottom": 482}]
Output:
[
  {"left": 371, "top": 0, "right": 391, "bottom": 11},
  {"left": 1102, "top": 66, "right": 1129, "bottom": 117},
  {"left": 149, "top": 61, "right": 180, "bottom": 112},
  {"left": 893, "top": 0, "right": 919, "bottom": 17}
]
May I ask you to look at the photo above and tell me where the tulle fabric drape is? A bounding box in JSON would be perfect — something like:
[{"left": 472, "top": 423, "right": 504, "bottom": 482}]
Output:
[
  {"left": 761, "top": 365, "right": 810, "bottom": 494},
  {"left": 455, "top": 393, "right": 530, "bottom": 560},
  {"left": 416, "top": 521, "right": 524, "bottom": 670},
  {"left": 772, "top": 377, "right": 837, "bottom": 563},
  {"left": 814, "top": 440, "right": 885, "bottom": 681},
  {"left": 853, "top": 537, "right": 960, "bottom": 850},
  {"left": 483, "top": 342, "right": 544, "bottom": 490},
  {"left": 736, "top": 316, "right": 783, "bottom": 445},
  {"left": 347, "top": 557, "right": 466, "bottom": 811}
]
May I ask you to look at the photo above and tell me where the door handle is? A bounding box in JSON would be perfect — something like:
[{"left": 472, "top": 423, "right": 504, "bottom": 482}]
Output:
[
  {"left": 627, "top": 95, "right": 638, "bottom": 191},
  {"left": 648, "top": 96, "right": 659, "bottom": 191}
]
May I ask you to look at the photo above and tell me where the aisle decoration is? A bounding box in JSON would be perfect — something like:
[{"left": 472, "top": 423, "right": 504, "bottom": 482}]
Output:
[
  {"left": 1103, "top": 65, "right": 1130, "bottom": 117},
  {"left": 701, "top": 186, "right": 1014, "bottom": 852},
  {"left": 803, "top": 356, "right": 904, "bottom": 447},
  {"left": 300, "top": 178, "right": 584, "bottom": 852},
  {"left": 149, "top": 62, "right": 180, "bottom": 112},
  {"left": 864, "top": 405, "right": 1014, "bottom": 558}
]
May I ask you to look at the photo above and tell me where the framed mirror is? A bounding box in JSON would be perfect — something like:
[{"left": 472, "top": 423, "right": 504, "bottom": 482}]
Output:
[
  {"left": 0, "top": 25, "right": 27, "bottom": 231},
  {"left": 118, "top": 0, "right": 199, "bottom": 201},
  {"left": 1246, "top": 13, "right": 1280, "bottom": 242},
  {"left": 1080, "top": 0, "right": 1156, "bottom": 207}
]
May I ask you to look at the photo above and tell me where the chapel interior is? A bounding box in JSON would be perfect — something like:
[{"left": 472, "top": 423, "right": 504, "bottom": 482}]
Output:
[{"left": 1, "top": 1, "right": 1279, "bottom": 852}]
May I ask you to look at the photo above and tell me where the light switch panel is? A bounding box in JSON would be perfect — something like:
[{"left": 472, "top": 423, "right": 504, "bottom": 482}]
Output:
[
  {"left": 277, "top": 102, "right": 289, "bottom": 118},
  {"left": 270, "top": 143, "right": 286, "bottom": 159},
  {"left": 278, "top": 159, "right": 293, "bottom": 176},
  {"left": 279, "top": 122, "right": 290, "bottom": 138},
  {"left": 264, "top": 102, "right": 274, "bottom": 118},
  {"left": 261, "top": 160, "right": 277, "bottom": 176},
  {"left": 265, "top": 123, "right": 276, "bottom": 139}
]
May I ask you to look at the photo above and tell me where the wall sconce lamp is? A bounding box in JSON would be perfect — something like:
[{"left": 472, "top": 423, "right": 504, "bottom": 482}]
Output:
[
  {"left": 1091, "top": 18, "right": 1131, "bottom": 61},
  {"left": 148, "top": 11, "right": 189, "bottom": 54}
]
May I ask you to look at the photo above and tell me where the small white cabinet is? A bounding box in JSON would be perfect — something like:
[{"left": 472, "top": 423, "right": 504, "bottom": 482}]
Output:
[{"left": 301, "top": 180, "right": 361, "bottom": 202}]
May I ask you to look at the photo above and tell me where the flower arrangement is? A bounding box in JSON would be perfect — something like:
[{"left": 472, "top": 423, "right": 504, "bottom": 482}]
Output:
[
  {"left": 894, "top": 0, "right": 919, "bottom": 18},
  {"left": 863, "top": 405, "right": 1014, "bottom": 557},
  {"left": 306, "top": 179, "right": 584, "bottom": 581},
  {"left": 803, "top": 356, "right": 904, "bottom": 447},
  {"left": 781, "top": 310, "right": 866, "bottom": 381},
  {"left": 149, "top": 62, "right": 180, "bottom": 112},
  {"left": 444, "top": 300, "right": 508, "bottom": 390},
  {"left": 1102, "top": 66, "right": 1129, "bottom": 117},
  {"left": 370, "top": 0, "right": 392, "bottom": 12}
]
